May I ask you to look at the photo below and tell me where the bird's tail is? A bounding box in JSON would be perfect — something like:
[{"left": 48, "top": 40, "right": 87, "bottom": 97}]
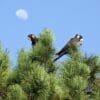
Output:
[
  {"left": 56, "top": 51, "right": 62, "bottom": 55},
  {"left": 53, "top": 53, "right": 64, "bottom": 62}
]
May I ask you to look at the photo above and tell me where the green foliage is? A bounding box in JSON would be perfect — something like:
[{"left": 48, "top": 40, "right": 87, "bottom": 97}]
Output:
[
  {"left": 6, "top": 84, "right": 27, "bottom": 100},
  {"left": 0, "top": 45, "right": 10, "bottom": 99},
  {"left": 63, "top": 60, "right": 90, "bottom": 79},
  {"left": 0, "top": 29, "right": 100, "bottom": 100},
  {"left": 15, "top": 49, "right": 31, "bottom": 83},
  {"left": 29, "top": 29, "right": 55, "bottom": 62},
  {"left": 29, "top": 29, "right": 56, "bottom": 73},
  {"left": 62, "top": 52, "right": 90, "bottom": 99},
  {"left": 83, "top": 55, "right": 100, "bottom": 98},
  {"left": 84, "top": 55, "right": 100, "bottom": 72},
  {"left": 20, "top": 64, "right": 50, "bottom": 100},
  {"left": 0, "top": 47, "right": 10, "bottom": 86}
]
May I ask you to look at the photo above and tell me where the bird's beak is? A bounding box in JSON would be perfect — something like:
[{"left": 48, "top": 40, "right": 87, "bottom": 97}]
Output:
[{"left": 80, "top": 38, "right": 84, "bottom": 45}]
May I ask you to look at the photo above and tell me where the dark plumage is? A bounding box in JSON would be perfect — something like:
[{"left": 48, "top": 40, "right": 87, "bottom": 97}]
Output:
[
  {"left": 27, "top": 34, "right": 38, "bottom": 45},
  {"left": 54, "top": 34, "right": 83, "bottom": 61}
]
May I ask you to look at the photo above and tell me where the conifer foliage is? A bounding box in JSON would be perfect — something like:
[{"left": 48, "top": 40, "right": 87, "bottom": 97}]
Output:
[{"left": 0, "top": 29, "right": 100, "bottom": 100}]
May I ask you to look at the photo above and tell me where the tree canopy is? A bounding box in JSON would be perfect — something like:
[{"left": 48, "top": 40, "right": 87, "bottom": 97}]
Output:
[{"left": 0, "top": 29, "right": 100, "bottom": 100}]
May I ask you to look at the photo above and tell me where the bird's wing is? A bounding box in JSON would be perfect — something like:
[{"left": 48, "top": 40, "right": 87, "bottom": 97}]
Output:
[
  {"left": 56, "top": 44, "right": 69, "bottom": 55},
  {"left": 56, "top": 38, "right": 74, "bottom": 55}
]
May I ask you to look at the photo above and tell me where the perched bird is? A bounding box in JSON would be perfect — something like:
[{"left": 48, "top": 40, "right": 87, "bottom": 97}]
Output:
[
  {"left": 54, "top": 34, "right": 83, "bottom": 61},
  {"left": 27, "top": 34, "right": 38, "bottom": 46}
]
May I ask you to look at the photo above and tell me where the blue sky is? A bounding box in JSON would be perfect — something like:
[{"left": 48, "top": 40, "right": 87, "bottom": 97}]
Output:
[{"left": 0, "top": 0, "right": 100, "bottom": 64}]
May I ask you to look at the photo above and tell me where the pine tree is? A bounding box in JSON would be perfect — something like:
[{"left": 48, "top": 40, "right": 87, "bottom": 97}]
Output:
[
  {"left": 0, "top": 45, "right": 10, "bottom": 99},
  {"left": 61, "top": 50, "right": 90, "bottom": 100},
  {"left": 0, "top": 29, "right": 100, "bottom": 100},
  {"left": 28, "top": 28, "right": 56, "bottom": 73},
  {"left": 9, "top": 29, "right": 62, "bottom": 100},
  {"left": 6, "top": 84, "right": 27, "bottom": 100},
  {"left": 83, "top": 55, "right": 100, "bottom": 99}
]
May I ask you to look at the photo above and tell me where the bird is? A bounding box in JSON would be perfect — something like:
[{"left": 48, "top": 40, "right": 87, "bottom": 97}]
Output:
[
  {"left": 27, "top": 34, "right": 38, "bottom": 46},
  {"left": 54, "top": 34, "right": 83, "bottom": 61}
]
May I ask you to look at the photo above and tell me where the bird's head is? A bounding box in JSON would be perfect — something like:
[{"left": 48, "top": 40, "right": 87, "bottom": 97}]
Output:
[
  {"left": 75, "top": 34, "right": 84, "bottom": 45},
  {"left": 27, "top": 34, "right": 35, "bottom": 41}
]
